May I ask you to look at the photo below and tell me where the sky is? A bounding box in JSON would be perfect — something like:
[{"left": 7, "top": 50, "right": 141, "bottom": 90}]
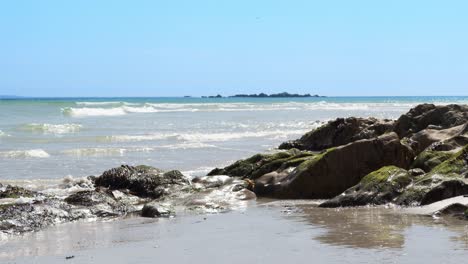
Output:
[{"left": 0, "top": 0, "right": 467, "bottom": 97}]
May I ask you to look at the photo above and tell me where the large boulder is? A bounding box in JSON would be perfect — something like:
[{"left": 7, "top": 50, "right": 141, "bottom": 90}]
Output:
[
  {"left": 279, "top": 117, "right": 394, "bottom": 151},
  {"left": 393, "top": 104, "right": 468, "bottom": 138},
  {"left": 255, "top": 132, "right": 414, "bottom": 198},
  {"left": 94, "top": 165, "right": 190, "bottom": 198}
]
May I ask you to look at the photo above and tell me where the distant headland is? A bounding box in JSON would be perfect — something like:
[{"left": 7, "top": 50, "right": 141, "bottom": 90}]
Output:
[{"left": 201, "top": 92, "right": 324, "bottom": 98}]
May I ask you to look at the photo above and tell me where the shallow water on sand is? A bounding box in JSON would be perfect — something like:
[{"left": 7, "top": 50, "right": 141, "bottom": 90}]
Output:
[{"left": 1, "top": 201, "right": 467, "bottom": 264}]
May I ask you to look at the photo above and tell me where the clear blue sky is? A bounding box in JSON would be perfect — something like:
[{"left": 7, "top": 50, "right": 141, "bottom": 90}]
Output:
[{"left": 1, "top": 0, "right": 467, "bottom": 97}]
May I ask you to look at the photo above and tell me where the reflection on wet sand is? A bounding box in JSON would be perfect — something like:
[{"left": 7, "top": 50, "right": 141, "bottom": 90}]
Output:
[{"left": 278, "top": 202, "right": 468, "bottom": 250}]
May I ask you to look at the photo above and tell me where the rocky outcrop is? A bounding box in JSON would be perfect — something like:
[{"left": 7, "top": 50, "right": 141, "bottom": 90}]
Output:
[
  {"left": 393, "top": 104, "right": 468, "bottom": 138},
  {"left": 279, "top": 117, "right": 394, "bottom": 151},
  {"left": 212, "top": 133, "right": 414, "bottom": 199},
  {"left": 94, "top": 165, "right": 190, "bottom": 198},
  {"left": 322, "top": 145, "right": 468, "bottom": 207},
  {"left": 1, "top": 165, "right": 256, "bottom": 236}
]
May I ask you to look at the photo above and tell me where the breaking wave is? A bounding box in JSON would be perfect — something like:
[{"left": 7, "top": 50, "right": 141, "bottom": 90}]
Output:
[
  {"left": 61, "top": 101, "right": 423, "bottom": 117},
  {"left": 0, "top": 130, "right": 9, "bottom": 137},
  {"left": 20, "top": 123, "right": 82, "bottom": 134},
  {"left": 0, "top": 149, "right": 50, "bottom": 158},
  {"left": 105, "top": 128, "right": 314, "bottom": 143}
]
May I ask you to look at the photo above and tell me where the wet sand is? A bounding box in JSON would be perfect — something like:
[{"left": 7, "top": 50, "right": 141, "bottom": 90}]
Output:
[{"left": 1, "top": 200, "right": 467, "bottom": 263}]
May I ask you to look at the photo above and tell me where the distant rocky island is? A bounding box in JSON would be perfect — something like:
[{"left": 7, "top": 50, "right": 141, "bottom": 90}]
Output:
[{"left": 201, "top": 92, "right": 324, "bottom": 98}]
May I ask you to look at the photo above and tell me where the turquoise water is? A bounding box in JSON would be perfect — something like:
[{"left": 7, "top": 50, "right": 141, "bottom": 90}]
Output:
[{"left": 0, "top": 96, "right": 467, "bottom": 185}]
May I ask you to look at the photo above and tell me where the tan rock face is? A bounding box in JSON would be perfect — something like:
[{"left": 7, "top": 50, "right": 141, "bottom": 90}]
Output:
[
  {"left": 279, "top": 117, "right": 394, "bottom": 151},
  {"left": 409, "top": 123, "right": 468, "bottom": 154}
]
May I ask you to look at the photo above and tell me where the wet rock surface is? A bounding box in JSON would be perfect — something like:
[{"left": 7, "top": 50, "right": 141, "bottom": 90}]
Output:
[
  {"left": 279, "top": 117, "right": 394, "bottom": 151},
  {"left": 1, "top": 165, "right": 256, "bottom": 237},
  {"left": 94, "top": 165, "right": 190, "bottom": 198}
]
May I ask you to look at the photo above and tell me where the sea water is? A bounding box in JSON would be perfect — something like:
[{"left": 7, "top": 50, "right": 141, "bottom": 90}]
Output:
[{"left": 1, "top": 96, "right": 467, "bottom": 185}]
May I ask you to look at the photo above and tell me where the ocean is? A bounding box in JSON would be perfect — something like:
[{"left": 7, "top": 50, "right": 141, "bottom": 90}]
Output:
[{"left": 1, "top": 96, "right": 467, "bottom": 185}]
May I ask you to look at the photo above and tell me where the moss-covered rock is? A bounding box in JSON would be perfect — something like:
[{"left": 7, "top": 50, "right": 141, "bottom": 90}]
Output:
[
  {"left": 320, "top": 166, "right": 414, "bottom": 207},
  {"left": 94, "top": 165, "right": 190, "bottom": 198},
  {"left": 0, "top": 185, "right": 35, "bottom": 199},
  {"left": 411, "top": 150, "right": 453, "bottom": 172},
  {"left": 428, "top": 145, "right": 468, "bottom": 176},
  {"left": 207, "top": 149, "right": 315, "bottom": 179}
]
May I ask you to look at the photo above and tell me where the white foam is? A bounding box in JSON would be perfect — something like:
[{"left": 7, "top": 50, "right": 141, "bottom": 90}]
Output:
[
  {"left": 106, "top": 129, "right": 309, "bottom": 143},
  {"left": 61, "top": 101, "right": 423, "bottom": 117},
  {"left": 62, "top": 107, "right": 127, "bottom": 117},
  {"left": 21, "top": 123, "right": 82, "bottom": 134},
  {"left": 76, "top": 101, "right": 125, "bottom": 106},
  {"left": 157, "top": 142, "right": 217, "bottom": 149},
  {"left": 0, "top": 149, "right": 50, "bottom": 158},
  {"left": 62, "top": 148, "right": 128, "bottom": 157},
  {"left": 0, "top": 130, "right": 9, "bottom": 137}
]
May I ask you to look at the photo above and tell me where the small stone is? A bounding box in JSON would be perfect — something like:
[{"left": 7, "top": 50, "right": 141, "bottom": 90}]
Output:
[{"left": 141, "top": 203, "right": 173, "bottom": 218}]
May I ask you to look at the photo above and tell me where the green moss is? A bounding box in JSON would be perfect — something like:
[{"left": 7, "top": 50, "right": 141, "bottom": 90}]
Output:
[
  {"left": 295, "top": 147, "right": 337, "bottom": 173},
  {"left": 210, "top": 149, "right": 315, "bottom": 178},
  {"left": 412, "top": 150, "right": 454, "bottom": 172},
  {"left": 360, "top": 166, "right": 411, "bottom": 191},
  {"left": 0, "top": 203, "right": 15, "bottom": 210},
  {"left": 395, "top": 185, "right": 429, "bottom": 206},
  {"left": 428, "top": 146, "right": 467, "bottom": 175}
]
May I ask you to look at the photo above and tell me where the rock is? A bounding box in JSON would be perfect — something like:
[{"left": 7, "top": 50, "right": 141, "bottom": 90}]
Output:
[
  {"left": 94, "top": 165, "right": 189, "bottom": 198},
  {"left": 254, "top": 132, "right": 414, "bottom": 199},
  {"left": 279, "top": 117, "right": 394, "bottom": 151},
  {"left": 393, "top": 104, "right": 468, "bottom": 138},
  {"left": 320, "top": 166, "right": 413, "bottom": 207},
  {"left": 408, "top": 168, "right": 426, "bottom": 177},
  {"left": 436, "top": 203, "right": 468, "bottom": 217},
  {"left": 396, "top": 145, "right": 468, "bottom": 205},
  {"left": 408, "top": 123, "right": 468, "bottom": 154},
  {"left": 0, "top": 198, "right": 87, "bottom": 234},
  {"left": 411, "top": 150, "right": 454, "bottom": 172},
  {"left": 141, "top": 203, "right": 173, "bottom": 217},
  {"left": 0, "top": 185, "right": 36, "bottom": 198},
  {"left": 65, "top": 190, "right": 117, "bottom": 207},
  {"left": 420, "top": 180, "right": 468, "bottom": 205},
  {"left": 191, "top": 175, "right": 234, "bottom": 188},
  {"left": 208, "top": 149, "right": 314, "bottom": 179}
]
